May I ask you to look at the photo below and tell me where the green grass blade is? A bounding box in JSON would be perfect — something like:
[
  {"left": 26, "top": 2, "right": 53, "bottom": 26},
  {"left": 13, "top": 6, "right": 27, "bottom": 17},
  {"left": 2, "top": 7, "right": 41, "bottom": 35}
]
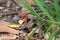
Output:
[
  {"left": 19, "top": 0, "right": 42, "bottom": 21},
  {"left": 46, "top": 23, "right": 54, "bottom": 33},
  {"left": 19, "top": 0, "right": 47, "bottom": 27},
  {"left": 54, "top": 0, "right": 60, "bottom": 21},
  {"left": 48, "top": 29, "right": 57, "bottom": 40},
  {"left": 40, "top": 0, "right": 55, "bottom": 18},
  {"left": 26, "top": 25, "right": 41, "bottom": 40},
  {"left": 41, "top": 0, "right": 53, "bottom": 10},
  {"left": 34, "top": 0, "right": 54, "bottom": 22}
]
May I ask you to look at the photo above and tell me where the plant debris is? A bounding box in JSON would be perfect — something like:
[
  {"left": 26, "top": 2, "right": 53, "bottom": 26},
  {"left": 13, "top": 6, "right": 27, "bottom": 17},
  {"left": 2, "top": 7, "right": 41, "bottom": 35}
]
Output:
[{"left": 0, "top": 0, "right": 60, "bottom": 40}]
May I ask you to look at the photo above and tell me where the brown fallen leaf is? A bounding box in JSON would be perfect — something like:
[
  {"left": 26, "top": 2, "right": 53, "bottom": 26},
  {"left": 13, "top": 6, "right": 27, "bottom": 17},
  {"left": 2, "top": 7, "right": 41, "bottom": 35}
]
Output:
[
  {"left": 17, "top": 7, "right": 30, "bottom": 17},
  {"left": 0, "top": 20, "right": 19, "bottom": 34}
]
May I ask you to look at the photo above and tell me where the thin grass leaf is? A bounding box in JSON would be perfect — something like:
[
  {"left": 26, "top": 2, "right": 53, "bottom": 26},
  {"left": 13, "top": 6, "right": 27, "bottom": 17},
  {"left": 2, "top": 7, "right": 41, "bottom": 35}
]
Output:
[
  {"left": 34, "top": 0, "right": 54, "bottom": 22},
  {"left": 40, "top": 0, "right": 55, "bottom": 18},
  {"left": 26, "top": 25, "right": 41, "bottom": 40},
  {"left": 54, "top": 22, "right": 60, "bottom": 25},
  {"left": 48, "top": 29, "right": 57, "bottom": 40},
  {"left": 46, "top": 23, "right": 54, "bottom": 33},
  {"left": 41, "top": 0, "right": 53, "bottom": 11},
  {"left": 19, "top": 0, "right": 46, "bottom": 28},
  {"left": 19, "top": 0, "right": 42, "bottom": 21},
  {"left": 54, "top": 0, "right": 60, "bottom": 21}
]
